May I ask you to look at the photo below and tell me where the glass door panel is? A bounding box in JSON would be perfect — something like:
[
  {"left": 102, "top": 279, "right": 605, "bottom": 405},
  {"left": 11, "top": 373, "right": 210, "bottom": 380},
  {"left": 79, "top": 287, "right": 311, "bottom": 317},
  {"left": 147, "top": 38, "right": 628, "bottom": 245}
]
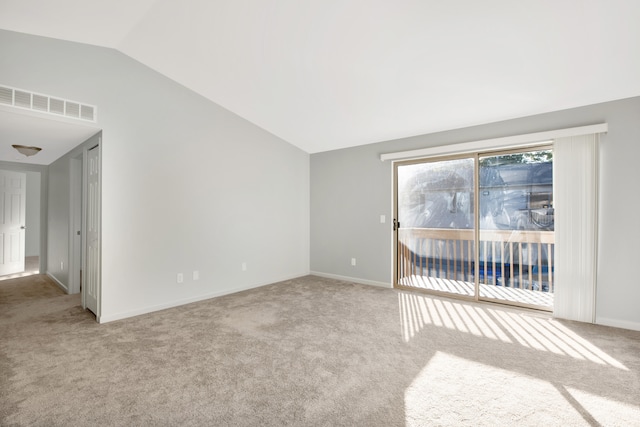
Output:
[
  {"left": 478, "top": 149, "right": 554, "bottom": 310},
  {"left": 396, "top": 157, "right": 476, "bottom": 298}
]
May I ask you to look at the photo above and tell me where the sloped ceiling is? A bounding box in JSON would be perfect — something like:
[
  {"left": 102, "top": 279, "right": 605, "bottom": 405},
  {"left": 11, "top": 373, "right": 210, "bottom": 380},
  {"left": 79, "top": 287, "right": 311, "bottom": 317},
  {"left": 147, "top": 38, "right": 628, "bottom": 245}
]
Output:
[{"left": 1, "top": 0, "right": 639, "bottom": 154}]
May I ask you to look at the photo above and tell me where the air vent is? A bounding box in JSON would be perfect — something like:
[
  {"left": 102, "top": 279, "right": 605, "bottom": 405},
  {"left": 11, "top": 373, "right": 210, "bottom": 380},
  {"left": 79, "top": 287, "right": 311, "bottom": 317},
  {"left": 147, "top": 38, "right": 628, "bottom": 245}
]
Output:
[
  {"left": 66, "top": 102, "right": 80, "bottom": 118},
  {"left": 50, "top": 98, "right": 65, "bottom": 115},
  {"left": 32, "top": 94, "right": 48, "bottom": 112},
  {"left": 0, "top": 84, "right": 97, "bottom": 123},
  {"left": 81, "top": 105, "right": 94, "bottom": 121},
  {"left": 0, "top": 87, "right": 12, "bottom": 105},
  {"left": 14, "top": 90, "right": 31, "bottom": 108}
]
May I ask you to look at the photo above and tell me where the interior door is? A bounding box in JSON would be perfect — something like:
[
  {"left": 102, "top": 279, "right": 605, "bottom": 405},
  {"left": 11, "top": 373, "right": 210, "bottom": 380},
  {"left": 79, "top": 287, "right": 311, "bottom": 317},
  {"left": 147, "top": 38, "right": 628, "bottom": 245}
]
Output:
[
  {"left": 84, "top": 145, "right": 100, "bottom": 315},
  {"left": 0, "top": 170, "right": 26, "bottom": 276}
]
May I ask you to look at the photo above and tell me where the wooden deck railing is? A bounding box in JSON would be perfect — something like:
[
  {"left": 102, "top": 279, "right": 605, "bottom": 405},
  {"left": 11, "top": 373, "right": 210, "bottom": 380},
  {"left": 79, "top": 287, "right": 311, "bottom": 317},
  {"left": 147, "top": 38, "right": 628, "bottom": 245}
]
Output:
[{"left": 398, "top": 228, "right": 555, "bottom": 293}]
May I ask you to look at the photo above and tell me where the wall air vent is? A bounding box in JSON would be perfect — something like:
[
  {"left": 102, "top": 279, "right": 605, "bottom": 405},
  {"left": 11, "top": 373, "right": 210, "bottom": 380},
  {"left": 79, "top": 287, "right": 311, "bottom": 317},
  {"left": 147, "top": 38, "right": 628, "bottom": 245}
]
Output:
[
  {"left": 0, "top": 84, "right": 97, "bottom": 123},
  {"left": 50, "top": 98, "right": 65, "bottom": 115},
  {"left": 65, "top": 101, "right": 80, "bottom": 118},
  {"left": 14, "top": 90, "right": 31, "bottom": 108},
  {"left": 81, "top": 105, "right": 95, "bottom": 121},
  {"left": 0, "top": 86, "right": 12, "bottom": 105},
  {"left": 32, "top": 94, "right": 48, "bottom": 112}
]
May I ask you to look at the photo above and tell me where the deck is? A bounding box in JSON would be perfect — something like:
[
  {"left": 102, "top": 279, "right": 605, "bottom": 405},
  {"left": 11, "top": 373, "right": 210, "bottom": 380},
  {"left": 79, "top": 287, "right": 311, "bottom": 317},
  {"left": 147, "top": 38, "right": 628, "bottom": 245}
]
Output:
[
  {"left": 398, "top": 275, "right": 554, "bottom": 308},
  {"left": 398, "top": 227, "right": 554, "bottom": 310}
]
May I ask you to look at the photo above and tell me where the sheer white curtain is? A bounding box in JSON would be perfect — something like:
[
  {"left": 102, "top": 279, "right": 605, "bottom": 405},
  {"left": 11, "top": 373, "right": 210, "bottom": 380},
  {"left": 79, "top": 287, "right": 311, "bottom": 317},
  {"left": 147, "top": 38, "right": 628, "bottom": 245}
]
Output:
[{"left": 553, "top": 134, "right": 599, "bottom": 322}]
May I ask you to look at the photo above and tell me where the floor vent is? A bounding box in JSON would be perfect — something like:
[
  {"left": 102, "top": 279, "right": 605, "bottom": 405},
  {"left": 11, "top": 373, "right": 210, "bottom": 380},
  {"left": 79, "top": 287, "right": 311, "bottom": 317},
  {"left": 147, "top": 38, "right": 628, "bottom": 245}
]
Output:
[{"left": 0, "top": 84, "right": 97, "bottom": 123}]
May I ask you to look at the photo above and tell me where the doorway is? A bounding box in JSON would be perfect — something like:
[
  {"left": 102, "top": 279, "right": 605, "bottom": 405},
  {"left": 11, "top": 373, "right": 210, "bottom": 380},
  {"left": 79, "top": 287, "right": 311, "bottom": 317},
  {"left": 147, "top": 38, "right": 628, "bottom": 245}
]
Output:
[
  {"left": 69, "top": 139, "right": 101, "bottom": 317},
  {"left": 84, "top": 143, "right": 100, "bottom": 315},
  {"left": 0, "top": 169, "right": 41, "bottom": 280},
  {"left": 394, "top": 146, "right": 554, "bottom": 311},
  {"left": 69, "top": 156, "right": 82, "bottom": 294}
]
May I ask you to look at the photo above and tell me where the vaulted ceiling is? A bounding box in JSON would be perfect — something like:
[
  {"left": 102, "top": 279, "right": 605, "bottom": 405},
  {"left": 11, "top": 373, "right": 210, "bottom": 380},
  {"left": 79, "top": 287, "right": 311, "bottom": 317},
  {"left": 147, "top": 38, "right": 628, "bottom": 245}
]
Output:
[{"left": 1, "top": 0, "right": 639, "bottom": 154}]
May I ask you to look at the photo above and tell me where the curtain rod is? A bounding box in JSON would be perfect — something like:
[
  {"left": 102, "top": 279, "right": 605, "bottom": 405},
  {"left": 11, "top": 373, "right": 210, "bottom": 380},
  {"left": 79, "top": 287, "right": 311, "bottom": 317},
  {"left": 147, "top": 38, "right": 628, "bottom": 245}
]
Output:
[{"left": 380, "top": 123, "right": 608, "bottom": 162}]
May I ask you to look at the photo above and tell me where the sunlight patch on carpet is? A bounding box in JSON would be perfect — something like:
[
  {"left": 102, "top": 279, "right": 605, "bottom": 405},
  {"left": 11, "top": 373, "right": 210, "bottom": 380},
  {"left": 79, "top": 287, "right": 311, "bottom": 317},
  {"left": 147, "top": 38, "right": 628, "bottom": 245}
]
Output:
[
  {"left": 405, "top": 352, "right": 590, "bottom": 426},
  {"left": 565, "top": 386, "right": 640, "bottom": 425},
  {"left": 398, "top": 292, "right": 628, "bottom": 369}
]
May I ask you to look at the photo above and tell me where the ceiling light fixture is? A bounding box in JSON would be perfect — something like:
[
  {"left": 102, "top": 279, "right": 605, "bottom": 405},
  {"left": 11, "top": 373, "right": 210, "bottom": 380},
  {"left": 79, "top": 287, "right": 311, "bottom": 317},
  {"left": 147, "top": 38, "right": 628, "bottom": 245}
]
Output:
[{"left": 12, "top": 144, "right": 42, "bottom": 157}]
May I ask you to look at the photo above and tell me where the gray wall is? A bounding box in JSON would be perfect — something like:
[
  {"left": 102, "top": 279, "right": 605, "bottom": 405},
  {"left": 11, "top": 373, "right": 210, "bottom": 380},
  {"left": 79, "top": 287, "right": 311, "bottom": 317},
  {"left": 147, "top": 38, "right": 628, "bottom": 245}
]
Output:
[
  {"left": 46, "top": 150, "right": 71, "bottom": 288},
  {"left": 25, "top": 171, "right": 40, "bottom": 257},
  {"left": 311, "top": 96, "right": 640, "bottom": 331},
  {"left": 4, "top": 28, "right": 638, "bottom": 330},
  {"left": 1, "top": 30, "right": 310, "bottom": 322}
]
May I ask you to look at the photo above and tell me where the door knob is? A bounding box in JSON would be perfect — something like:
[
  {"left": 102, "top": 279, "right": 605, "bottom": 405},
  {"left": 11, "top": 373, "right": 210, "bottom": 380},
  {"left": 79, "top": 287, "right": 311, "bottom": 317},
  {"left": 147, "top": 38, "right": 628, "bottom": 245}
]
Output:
[{"left": 20, "top": 226, "right": 26, "bottom": 230}]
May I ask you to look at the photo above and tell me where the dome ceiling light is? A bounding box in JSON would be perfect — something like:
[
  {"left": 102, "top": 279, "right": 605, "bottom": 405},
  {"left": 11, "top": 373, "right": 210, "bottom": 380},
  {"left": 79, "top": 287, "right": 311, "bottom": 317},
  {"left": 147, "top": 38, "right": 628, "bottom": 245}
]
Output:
[{"left": 12, "top": 144, "right": 42, "bottom": 157}]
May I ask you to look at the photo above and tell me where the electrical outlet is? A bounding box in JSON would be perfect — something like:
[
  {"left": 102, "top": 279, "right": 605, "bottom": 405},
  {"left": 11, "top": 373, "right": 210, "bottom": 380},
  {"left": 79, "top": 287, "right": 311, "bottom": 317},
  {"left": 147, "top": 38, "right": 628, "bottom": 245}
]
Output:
[
  {"left": 193, "top": 270, "right": 199, "bottom": 281},
  {"left": 60, "top": 261, "right": 64, "bottom": 270},
  {"left": 351, "top": 258, "right": 356, "bottom": 266},
  {"left": 242, "top": 262, "right": 247, "bottom": 271},
  {"left": 380, "top": 215, "right": 386, "bottom": 223},
  {"left": 177, "top": 273, "right": 184, "bottom": 284}
]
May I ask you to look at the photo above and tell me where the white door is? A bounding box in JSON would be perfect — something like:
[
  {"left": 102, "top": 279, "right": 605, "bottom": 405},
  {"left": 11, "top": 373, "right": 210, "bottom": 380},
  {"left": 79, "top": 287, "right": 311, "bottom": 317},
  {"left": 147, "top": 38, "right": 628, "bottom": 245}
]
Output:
[
  {"left": 0, "top": 170, "right": 26, "bottom": 276},
  {"left": 84, "top": 146, "right": 100, "bottom": 315}
]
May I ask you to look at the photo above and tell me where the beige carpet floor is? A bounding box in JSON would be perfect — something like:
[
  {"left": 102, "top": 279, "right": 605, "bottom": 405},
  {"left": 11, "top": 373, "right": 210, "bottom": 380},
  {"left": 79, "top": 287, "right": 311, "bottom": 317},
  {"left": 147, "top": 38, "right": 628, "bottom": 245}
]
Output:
[{"left": 1, "top": 274, "right": 639, "bottom": 426}]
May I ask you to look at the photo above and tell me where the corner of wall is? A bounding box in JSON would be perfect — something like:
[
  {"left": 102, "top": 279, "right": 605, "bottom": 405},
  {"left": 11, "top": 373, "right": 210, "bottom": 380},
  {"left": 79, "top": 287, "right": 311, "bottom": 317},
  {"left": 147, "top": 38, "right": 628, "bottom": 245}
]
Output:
[
  {"left": 310, "top": 271, "right": 392, "bottom": 288},
  {"left": 46, "top": 272, "right": 69, "bottom": 294}
]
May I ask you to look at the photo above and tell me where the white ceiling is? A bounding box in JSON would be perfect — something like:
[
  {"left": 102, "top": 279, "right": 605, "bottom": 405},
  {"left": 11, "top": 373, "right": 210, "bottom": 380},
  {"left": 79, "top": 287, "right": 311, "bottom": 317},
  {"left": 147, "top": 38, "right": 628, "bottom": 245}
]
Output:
[
  {"left": 1, "top": 0, "right": 639, "bottom": 155},
  {"left": 0, "top": 108, "right": 99, "bottom": 165}
]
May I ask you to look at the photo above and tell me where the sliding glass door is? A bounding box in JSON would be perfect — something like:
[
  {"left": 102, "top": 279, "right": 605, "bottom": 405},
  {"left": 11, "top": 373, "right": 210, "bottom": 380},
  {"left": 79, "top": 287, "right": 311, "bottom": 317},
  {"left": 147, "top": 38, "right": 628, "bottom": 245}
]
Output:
[
  {"left": 395, "top": 147, "right": 554, "bottom": 310},
  {"left": 477, "top": 149, "right": 554, "bottom": 308},
  {"left": 396, "top": 156, "right": 477, "bottom": 298}
]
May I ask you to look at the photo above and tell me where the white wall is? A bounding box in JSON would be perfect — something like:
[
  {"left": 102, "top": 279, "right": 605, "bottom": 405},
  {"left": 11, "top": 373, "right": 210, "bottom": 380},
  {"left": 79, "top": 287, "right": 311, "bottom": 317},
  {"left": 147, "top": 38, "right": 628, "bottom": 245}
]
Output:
[
  {"left": 25, "top": 171, "right": 40, "bottom": 257},
  {"left": 0, "top": 30, "right": 310, "bottom": 322},
  {"left": 311, "top": 97, "right": 640, "bottom": 331}
]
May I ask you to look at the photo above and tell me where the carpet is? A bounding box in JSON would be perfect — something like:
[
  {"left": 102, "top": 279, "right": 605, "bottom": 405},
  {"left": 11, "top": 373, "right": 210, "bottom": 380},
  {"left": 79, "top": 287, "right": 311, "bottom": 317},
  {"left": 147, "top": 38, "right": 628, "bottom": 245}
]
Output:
[{"left": 1, "top": 274, "right": 639, "bottom": 426}]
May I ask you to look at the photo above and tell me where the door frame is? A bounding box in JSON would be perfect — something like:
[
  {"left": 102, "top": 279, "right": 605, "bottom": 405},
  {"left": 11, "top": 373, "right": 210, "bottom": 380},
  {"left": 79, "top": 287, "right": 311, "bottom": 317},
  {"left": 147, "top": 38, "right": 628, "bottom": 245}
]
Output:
[
  {"left": 77, "top": 138, "right": 101, "bottom": 318},
  {"left": 68, "top": 155, "right": 82, "bottom": 294},
  {"left": 0, "top": 169, "right": 27, "bottom": 276},
  {"left": 0, "top": 162, "right": 47, "bottom": 275},
  {"left": 392, "top": 153, "right": 478, "bottom": 303}
]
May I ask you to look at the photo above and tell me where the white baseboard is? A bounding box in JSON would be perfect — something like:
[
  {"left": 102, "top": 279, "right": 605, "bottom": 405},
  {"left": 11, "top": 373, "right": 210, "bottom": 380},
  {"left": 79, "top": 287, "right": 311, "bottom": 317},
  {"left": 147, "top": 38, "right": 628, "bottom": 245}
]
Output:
[
  {"left": 98, "top": 272, "right": 309, "bottom": 324},
  {"left": 46, "top": 272, "right": 69, "bottom": 293},
  {"left": 310, "top": 271, "right": 392, "bottom": 288},
  {"left": 595, "top": 316, "right": 640, "bottom": 332}
]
